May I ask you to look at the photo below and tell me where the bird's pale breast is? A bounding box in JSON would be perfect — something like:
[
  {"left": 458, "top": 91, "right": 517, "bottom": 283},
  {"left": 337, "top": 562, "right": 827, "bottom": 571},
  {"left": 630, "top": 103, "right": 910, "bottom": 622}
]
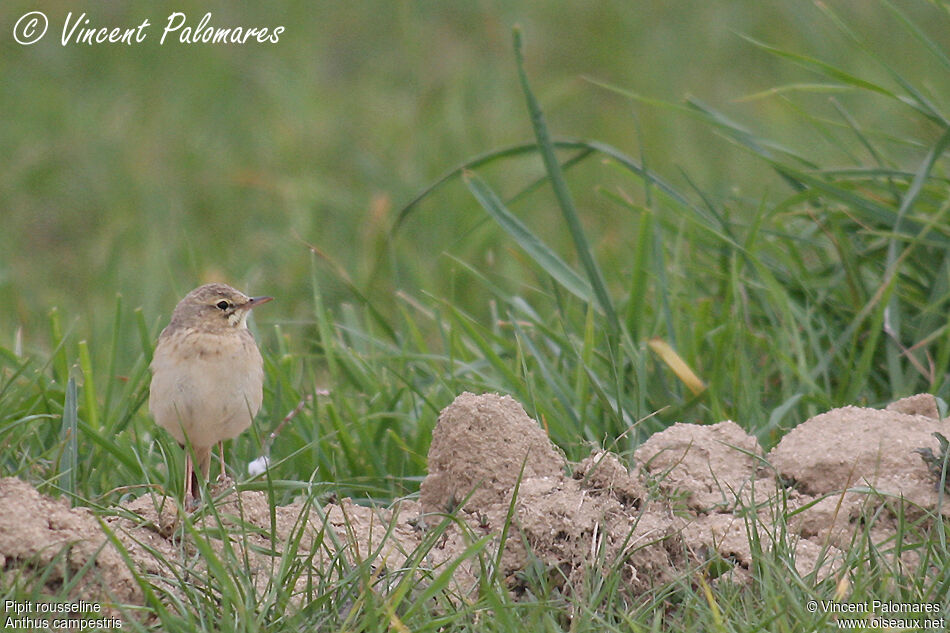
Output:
[{"left": 149, "top": 328, "right": 264, "bottom": 449}]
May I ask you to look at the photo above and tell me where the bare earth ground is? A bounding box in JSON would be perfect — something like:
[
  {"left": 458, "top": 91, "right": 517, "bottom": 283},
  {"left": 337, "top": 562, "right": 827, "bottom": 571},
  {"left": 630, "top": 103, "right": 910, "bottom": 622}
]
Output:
[{"left": 1, "top": 392, "right": 948, "bottom": 622}]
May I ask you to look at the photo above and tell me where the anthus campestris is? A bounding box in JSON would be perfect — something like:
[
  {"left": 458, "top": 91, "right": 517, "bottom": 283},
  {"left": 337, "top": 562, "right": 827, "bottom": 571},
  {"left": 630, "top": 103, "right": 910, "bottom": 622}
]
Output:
[{"left": 149, "top": 283, "right": 271, "bottom": 505}]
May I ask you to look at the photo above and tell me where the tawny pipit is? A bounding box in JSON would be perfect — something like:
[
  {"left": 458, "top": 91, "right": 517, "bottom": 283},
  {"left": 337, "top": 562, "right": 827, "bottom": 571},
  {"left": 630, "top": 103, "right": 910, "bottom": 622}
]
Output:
[{"left": 149, "top": 283, "right": 272, "bottom": 504}]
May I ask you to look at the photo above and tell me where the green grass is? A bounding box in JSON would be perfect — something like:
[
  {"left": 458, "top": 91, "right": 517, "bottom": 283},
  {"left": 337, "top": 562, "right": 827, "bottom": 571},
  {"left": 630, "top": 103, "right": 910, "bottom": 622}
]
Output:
[{"left": 3, "top": 0, "right": 950, "bottom": 630}]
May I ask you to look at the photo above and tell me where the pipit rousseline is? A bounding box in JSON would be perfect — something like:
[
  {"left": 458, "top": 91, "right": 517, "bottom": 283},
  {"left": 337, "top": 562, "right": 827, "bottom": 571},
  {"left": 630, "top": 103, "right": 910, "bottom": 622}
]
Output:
[{"left": 149, "top": 283, "right": 272, "bottom": 505}]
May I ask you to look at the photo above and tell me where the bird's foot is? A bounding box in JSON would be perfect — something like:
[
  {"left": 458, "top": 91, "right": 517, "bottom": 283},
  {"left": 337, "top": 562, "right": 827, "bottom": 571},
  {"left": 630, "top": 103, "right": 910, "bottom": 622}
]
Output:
[
  {"left": 185, "top": 495, "right": 201, "bottom": 513},
  {"left": 212, "top": 474, "right": 235, "bottom": 494}
]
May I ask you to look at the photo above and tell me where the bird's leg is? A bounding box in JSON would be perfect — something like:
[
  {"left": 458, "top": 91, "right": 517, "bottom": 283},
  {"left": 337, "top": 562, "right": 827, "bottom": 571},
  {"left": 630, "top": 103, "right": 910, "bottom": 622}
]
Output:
[
  {"left": 218, "top": 441, "right": 227, "bottom": 481},
  {"left": 187, "top": 446, "right": 212, "bottom": 509},
  {"left": 214, "top": 441, "right": 236, "bottom": 493},
  {"left": 184, "top": 454, "right": 198, "bottom": 509}
]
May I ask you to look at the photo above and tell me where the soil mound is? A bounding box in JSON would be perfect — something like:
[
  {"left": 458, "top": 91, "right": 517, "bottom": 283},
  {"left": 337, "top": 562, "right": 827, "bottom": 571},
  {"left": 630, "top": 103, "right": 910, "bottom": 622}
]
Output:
[
  {"left": 0, "top": 477, "right": 141, "bottom": 612},
  {"left": 420, "top": 392, "right": 564, "bottom": 513},
  {"left": 1, "top": 392, "right": 947, "bottom": 618}
]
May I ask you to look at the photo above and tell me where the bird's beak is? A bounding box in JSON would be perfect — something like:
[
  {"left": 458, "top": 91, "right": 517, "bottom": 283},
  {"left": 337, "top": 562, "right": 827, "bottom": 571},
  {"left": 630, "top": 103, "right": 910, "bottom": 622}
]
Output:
[{"left": 245, "top": 296, "right": 274, "bottom": 309}]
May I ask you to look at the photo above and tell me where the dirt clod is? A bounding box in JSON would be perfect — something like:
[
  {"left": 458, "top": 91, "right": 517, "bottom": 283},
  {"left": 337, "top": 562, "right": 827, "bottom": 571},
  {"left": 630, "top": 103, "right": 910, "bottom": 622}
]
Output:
[
  {"left": 768, "top": 406, "right": 948, "bottom": 509},
  {"left": 420, "top": 392, "right": 564, "bottom": 514},
  {"left": 885, "top": 393, "right": 940, "bottom": 419},
  {"left": 0, "top": 477, "right": 141, "bottom": 611},
  {"left": 573, "top": 450, "right": 645, "bottom": 508},
  {"left": 634, "top": 420, "right": 761, "bottom": 512}
]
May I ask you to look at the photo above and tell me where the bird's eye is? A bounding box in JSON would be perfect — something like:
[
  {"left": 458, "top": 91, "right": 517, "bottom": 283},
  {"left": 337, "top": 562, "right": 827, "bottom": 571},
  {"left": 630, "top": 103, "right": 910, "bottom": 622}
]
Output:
[{"left": 216, "top": 300, "right": 231, "bottom": 310}]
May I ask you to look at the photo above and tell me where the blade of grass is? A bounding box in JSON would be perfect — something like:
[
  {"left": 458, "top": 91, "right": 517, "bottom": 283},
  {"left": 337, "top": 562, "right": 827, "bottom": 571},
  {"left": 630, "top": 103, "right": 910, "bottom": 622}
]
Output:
[
  {"left": 103, "top": 293, "right": 123, "bottom": 425},
  {"left": 513, "top": 27, "right": 619, "bottom": 334},
  {"left": 647, "top": 338, "right": 707, "bottom": 397},
  {"left": 462, "top": 170, "right": 593, "bottom": 305},
  {"left": 811, "top": 1, "right": 946, "bottom": 125},
  {"left": 60, "top": 377, "right": 78, "bottom": 501},
  {"left": 509, "top": 313, "right": 580, "bottom": 429},
  {"left": 883, "top": 124, "right": 950, "bottom": 390},
  {"left": 78, "top": 340, "right": 99, "bottom": 431},
  {"left": 737, "top": 33, "right": 910, "bottom": 104},
  {"left": 883, "top": 0, "right": 950, "bottom": 72},
  {"left": 49, "top": 307, "right": 69, "bottom": 386},
  {"left": 135, "top": 307, "right": 154, "bottom": 364}
]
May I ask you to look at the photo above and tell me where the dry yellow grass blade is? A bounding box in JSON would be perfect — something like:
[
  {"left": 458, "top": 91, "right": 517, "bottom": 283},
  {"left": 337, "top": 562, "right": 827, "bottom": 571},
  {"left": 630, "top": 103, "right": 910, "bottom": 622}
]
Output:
[{"left": 647, "top": 338, "right": 707, "bottom": 396}]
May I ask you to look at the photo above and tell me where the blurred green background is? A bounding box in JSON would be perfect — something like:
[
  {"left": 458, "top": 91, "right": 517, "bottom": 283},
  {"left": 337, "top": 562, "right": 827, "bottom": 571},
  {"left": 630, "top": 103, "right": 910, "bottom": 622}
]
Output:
[{"left": 1, "top": 0, "right": 948, "bottom": 362}]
